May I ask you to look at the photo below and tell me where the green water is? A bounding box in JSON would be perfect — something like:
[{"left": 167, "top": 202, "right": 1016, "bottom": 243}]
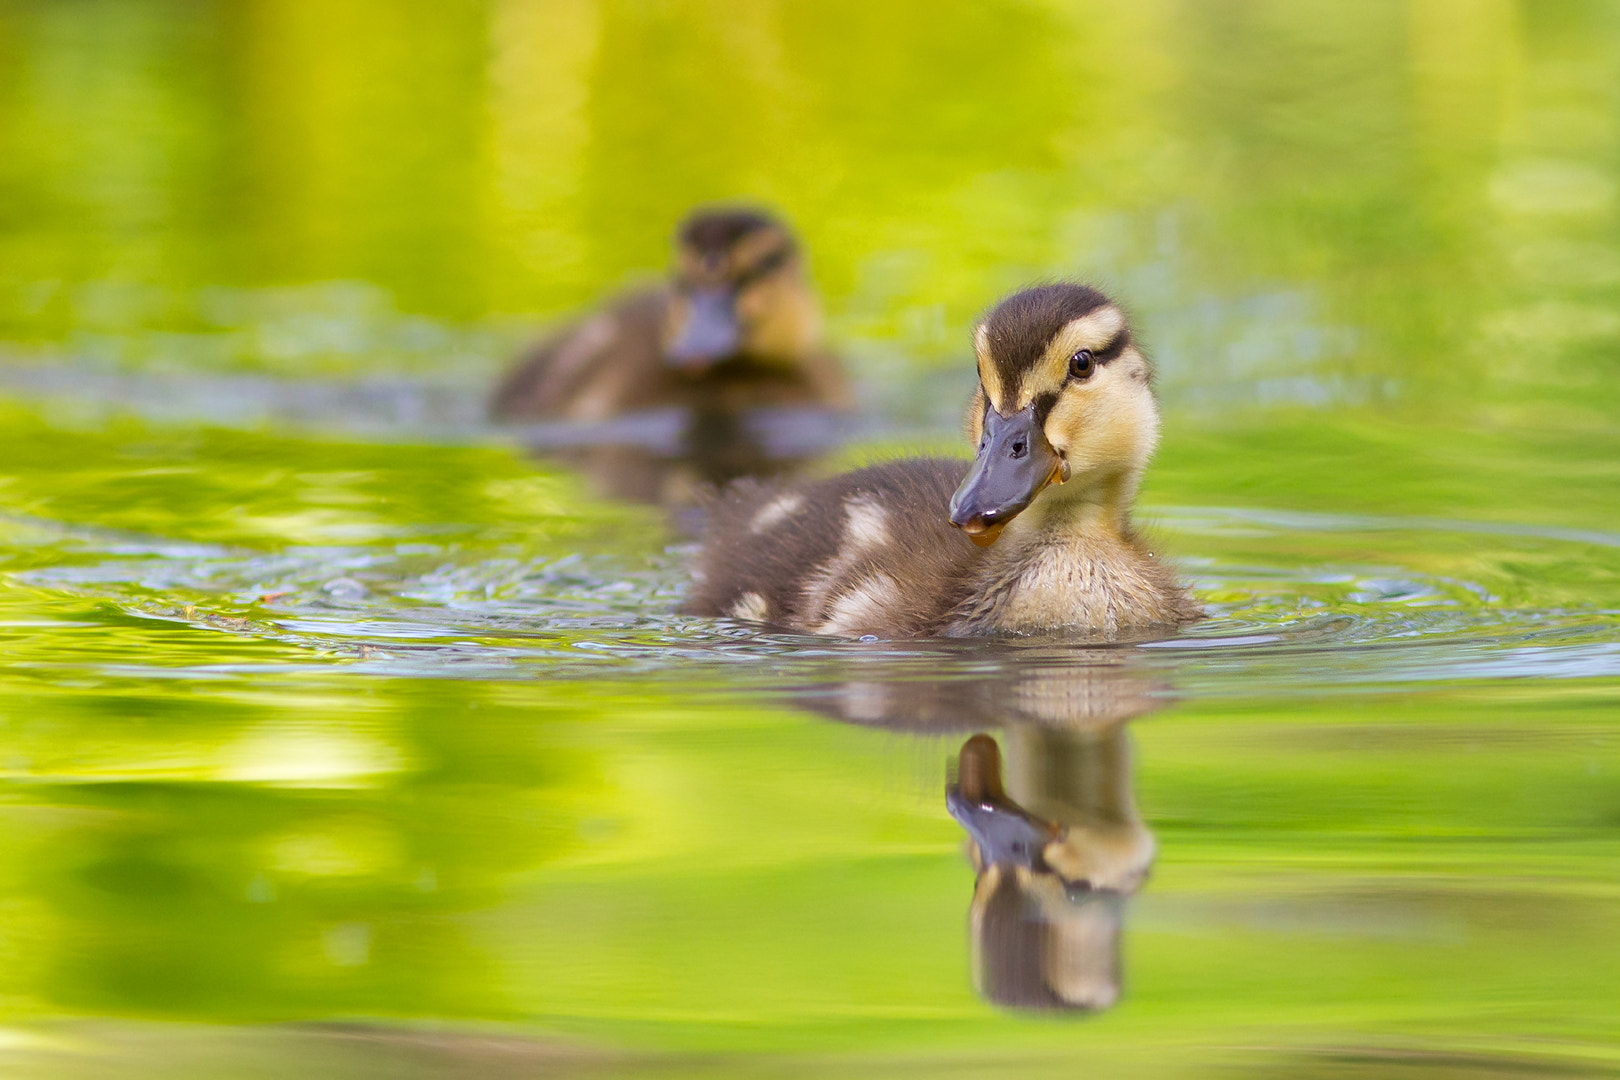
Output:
[{"left": 3, "top": 1, "right": 1620, "bottom": 1076}]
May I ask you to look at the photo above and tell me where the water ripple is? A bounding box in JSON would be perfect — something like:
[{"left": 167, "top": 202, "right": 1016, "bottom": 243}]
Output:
[{"left": 9, "top": 503, "right": 1619, "bottom": 698}]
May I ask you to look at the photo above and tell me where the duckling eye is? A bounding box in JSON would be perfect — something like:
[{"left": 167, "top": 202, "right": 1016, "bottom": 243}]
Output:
[{"left": 1068, "top": 349, "right": 1095, "bottom": 380}]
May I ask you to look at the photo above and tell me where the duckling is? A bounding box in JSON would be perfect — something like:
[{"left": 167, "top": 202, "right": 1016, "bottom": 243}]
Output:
[
  {"left": 490, "top": 208, "right": 849, "bottom": 422},
  {"left": 684, "top": 283, "right": 1201, "bottom": 638}
]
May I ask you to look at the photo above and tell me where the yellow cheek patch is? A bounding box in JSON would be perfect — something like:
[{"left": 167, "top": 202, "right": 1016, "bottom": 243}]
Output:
[
  {"left": 974, "top": 324, "right": 1005, "bottom": 412},
  {"left": 1042, "top": 366, "right": 1161, "bottom": 468},
  {"left": 1043, "top": 390, "right": 1090, "bottom": 454},
  {"left": 965, "top": 385, "right": 987, "bottom": 445},
  {"left": 1015, "top": 305, "right": 1126, "bottom": 408}
]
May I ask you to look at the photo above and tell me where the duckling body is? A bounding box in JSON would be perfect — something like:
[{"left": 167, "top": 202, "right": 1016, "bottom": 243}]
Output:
[
  {"left": 491, "top": 209, "right": 848, "bottom": 422},
  {"left": 683, "top": 283, "right": 1201, "bottom": 638},
  {"left": 688, "top": 459, "right": 1192, "bottom": 637}
]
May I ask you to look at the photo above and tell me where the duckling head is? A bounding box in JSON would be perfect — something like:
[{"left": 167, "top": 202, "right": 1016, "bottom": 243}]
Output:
[
  {"left": 664, "top": 208, "right": 821, "bottom": 373},
  {"left": 949, "top": 284, "right": 1159, "bottom": 546}
]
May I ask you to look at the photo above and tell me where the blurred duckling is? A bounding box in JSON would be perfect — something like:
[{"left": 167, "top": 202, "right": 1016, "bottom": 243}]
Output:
[
  {"left": 684, "top": 283, "right": 1201, "bottom": 638},
  {"left": 491, "top": 208, "right": 849, "bottom": 422}
]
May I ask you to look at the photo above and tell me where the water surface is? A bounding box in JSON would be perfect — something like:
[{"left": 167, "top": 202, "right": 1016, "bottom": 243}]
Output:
[{"left": 2, "top": 2, "right": 1619, "bottom": 1077}]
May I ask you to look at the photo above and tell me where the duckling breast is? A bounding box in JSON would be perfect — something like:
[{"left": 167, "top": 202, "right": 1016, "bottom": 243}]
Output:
[{"left": 947, "top": 531, "right": 1201, "bottom": 639}]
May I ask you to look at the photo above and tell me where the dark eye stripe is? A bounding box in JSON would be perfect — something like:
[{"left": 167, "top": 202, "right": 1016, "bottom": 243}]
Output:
[
  {"left": 1093, "top": 330, "right": 1130, "bottom": 362},
  {"left": 1032, "top": 390, "right": 1060, "bottom": 424},
  {"left": 733, "top": 246, "right": 791, "bottom": 287}
]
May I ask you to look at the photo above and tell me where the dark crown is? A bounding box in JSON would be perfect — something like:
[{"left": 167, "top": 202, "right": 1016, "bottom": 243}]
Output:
[
  {"left": 677, "top": 208, "right": 791, "bottom": 255},
  {"left": 981, "top": 283, "right": 1119, "bottom": 389}
]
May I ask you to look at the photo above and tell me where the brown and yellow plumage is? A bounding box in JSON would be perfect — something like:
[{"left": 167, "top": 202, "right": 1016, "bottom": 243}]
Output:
[{"left": 683, "top": 283, "right": 1202, "bottom": 639}]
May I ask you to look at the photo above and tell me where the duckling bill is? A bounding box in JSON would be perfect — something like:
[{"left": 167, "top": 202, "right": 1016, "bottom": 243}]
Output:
[
  {"left": 490, "top": 208, "right": 849, "bottom": 422},
  {"left": 683, "top": 283, "right": 1203, "bottom": 638}
]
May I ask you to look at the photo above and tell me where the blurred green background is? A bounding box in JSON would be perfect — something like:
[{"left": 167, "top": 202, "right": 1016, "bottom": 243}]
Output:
[{"left": 2, "top": 1, "right": 1619, "bottom": 1077}]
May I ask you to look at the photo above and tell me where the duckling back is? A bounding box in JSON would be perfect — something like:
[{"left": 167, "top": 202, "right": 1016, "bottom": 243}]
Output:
[
  {"left": 490, "top": 291, "right": 668, "bottom": 421},
  {"left": 685, "top": 458, "right": 981, "bottom": 637}
]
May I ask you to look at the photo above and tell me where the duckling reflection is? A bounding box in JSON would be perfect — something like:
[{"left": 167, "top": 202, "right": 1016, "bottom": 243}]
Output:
[
  {"left": 490, "top": 207, "right": 851, "bottom": 506},
  {"left": 798, "top": 654, "right": 1159, "bottom": 1013},
  {"left": 950, "top": 724, "right": 1152, "bottom": 1012}
]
